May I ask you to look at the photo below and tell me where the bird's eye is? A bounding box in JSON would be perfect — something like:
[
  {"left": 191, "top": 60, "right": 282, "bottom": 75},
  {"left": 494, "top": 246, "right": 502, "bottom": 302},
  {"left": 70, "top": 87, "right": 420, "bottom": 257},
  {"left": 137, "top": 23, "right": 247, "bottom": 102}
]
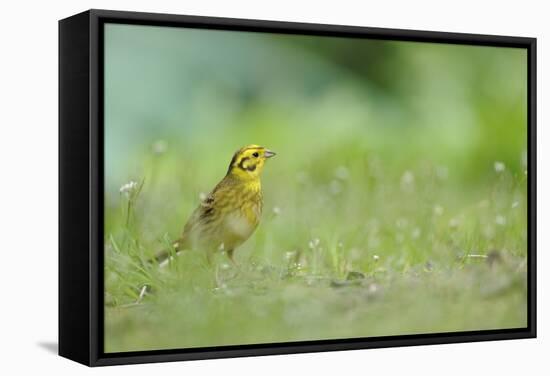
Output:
[{"left": 252, "top": 152, "right": 259, "bottom": 158}]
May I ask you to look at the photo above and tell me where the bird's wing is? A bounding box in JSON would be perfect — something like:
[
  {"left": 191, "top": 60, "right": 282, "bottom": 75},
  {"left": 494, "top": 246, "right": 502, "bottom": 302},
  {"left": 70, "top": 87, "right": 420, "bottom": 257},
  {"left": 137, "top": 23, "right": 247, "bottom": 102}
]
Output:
[
  {"left": 154, "top": 179, "right": 234, "bottom": 263},
  {"left": 178, "top": 179, "right": 235, "bottom": 248}
]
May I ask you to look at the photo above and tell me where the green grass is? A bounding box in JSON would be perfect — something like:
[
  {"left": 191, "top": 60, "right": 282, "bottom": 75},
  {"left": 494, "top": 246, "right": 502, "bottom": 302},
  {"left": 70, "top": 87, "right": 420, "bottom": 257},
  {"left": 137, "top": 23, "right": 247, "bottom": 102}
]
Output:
[{"left": 104, "top": 144, "right": 527, "bottom": 353}]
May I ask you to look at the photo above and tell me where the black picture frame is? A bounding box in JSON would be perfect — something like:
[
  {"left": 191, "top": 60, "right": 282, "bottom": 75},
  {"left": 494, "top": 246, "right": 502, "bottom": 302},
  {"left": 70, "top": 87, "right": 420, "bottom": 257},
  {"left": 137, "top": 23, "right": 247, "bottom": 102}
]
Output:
[{"left": 59, "top": 9, "right": 537, "bottom": 367}]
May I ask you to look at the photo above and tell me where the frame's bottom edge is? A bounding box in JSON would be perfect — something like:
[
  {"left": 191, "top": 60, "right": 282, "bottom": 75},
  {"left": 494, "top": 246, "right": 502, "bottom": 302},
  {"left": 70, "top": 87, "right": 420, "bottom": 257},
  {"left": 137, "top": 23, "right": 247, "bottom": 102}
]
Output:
[{"left": 90, "top": 328, "right": 535, "bottom": 367}]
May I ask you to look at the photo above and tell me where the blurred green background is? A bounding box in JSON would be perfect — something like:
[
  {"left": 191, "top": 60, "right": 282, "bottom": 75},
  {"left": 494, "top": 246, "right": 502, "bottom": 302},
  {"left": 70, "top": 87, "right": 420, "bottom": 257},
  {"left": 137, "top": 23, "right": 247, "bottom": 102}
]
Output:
[{"left": 103, "top": 24, "right": 528, "bottom": 353}]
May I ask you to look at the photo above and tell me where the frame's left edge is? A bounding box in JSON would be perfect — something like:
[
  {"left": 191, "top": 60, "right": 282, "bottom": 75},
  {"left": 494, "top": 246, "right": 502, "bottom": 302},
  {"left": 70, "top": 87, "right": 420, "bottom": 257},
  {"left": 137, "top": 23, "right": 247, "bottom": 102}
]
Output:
[
  {"left": 89, "top": 9, "right": 103, "bottom": 367},
  {"left": 59, "top": 10, "right": 93, "bottom": 366}
]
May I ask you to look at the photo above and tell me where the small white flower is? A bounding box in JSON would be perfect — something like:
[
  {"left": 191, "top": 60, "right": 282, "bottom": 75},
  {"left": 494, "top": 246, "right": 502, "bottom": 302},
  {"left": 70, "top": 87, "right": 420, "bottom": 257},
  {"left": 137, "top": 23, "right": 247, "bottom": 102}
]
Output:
[
  {"left": 511, "top": 201, "right": 519, "bottom": 209},
  {"left": 373, "top": 254, "right": 380, "bottom": 262},
  {"left": 199, "top": 192, "right": 208, "bottom": 201},
  {"left": 119, "top": 181, "right": 138, "bottom": 197},
  {"left": 308, "top": 238, "right": 320, "bottom": 249},
  {"left": 368, "top": 284, "right": 379, "bottom": 293},
  {"left": 495, "top": 215, "right": 506, "bottom": 226},
  {"left": 494, "top": 161, "right": 506, "bottom": 173},
  {"left": 272, "top": 206, "right": 281, "bottom": 216},
  {"left": 434, "top": 205, "right": 444, "bottom": 216},
  {"left": 412, "top": 227, "right": 421, "bottom": 239},
  {"left": 152, "top": 140, "right": 167, "bottom": 155},
  {"left": 334, "top": 166, "right": 350, "bottom": 180}
]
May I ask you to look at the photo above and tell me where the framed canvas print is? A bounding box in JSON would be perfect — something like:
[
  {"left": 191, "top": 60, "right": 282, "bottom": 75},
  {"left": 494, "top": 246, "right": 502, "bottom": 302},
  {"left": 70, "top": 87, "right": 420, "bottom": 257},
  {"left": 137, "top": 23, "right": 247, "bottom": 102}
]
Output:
[{"left": 59, "top": 9, "right": 536, "bottom": 366}]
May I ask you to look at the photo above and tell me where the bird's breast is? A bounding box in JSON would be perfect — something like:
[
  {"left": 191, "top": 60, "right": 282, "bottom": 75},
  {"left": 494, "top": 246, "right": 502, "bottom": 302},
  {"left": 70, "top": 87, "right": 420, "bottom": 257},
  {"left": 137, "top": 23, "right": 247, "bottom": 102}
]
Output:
[{"left": 223, "top": 189, "right": 262, "bottom": 243}]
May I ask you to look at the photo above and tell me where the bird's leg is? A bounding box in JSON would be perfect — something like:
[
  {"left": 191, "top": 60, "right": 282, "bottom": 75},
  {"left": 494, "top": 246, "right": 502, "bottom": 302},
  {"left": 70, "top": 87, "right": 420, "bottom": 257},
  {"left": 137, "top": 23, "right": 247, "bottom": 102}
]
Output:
[
  {"left": 225, "top": 249, "right": 242, "bottom": 279},
  {"left": 227, "top": 249, "right": 237, "bottom": 267}
]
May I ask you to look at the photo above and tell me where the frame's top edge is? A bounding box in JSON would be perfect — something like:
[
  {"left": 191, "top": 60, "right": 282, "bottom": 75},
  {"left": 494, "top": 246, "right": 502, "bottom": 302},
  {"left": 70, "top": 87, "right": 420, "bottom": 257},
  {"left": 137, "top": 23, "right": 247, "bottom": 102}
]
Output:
[{"left": 85, "top": 8, "right": 535, "bottom": 48}]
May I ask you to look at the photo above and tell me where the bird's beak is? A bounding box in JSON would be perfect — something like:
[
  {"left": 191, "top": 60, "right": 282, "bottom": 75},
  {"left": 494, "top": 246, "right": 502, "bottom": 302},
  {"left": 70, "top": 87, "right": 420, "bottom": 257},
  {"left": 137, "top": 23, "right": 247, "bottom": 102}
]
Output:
[{"left": 264, "top": 149, "right": 276, "bottom": 158}]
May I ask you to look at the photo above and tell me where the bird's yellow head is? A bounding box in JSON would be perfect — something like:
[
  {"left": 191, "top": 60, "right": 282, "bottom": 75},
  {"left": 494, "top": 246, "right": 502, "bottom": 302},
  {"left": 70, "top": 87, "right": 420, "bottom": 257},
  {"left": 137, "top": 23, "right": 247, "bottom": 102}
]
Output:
[{"left": 227, "top": 144, "right": 276, "bottom": 180}]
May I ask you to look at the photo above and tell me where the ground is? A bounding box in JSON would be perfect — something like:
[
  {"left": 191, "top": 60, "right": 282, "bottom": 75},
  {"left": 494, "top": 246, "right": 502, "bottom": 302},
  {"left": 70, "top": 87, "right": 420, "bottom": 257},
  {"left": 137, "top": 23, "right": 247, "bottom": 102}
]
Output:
[{"left": 104, "top": 149, "right": 527, "bottom": 352}]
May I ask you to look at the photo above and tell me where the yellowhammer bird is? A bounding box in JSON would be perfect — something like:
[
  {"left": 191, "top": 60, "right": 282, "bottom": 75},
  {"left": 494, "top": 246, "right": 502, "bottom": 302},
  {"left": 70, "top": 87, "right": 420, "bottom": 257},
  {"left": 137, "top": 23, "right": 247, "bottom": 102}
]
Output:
[{"left": 156, "top": 144, "right": 276, "bottom": 266}]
